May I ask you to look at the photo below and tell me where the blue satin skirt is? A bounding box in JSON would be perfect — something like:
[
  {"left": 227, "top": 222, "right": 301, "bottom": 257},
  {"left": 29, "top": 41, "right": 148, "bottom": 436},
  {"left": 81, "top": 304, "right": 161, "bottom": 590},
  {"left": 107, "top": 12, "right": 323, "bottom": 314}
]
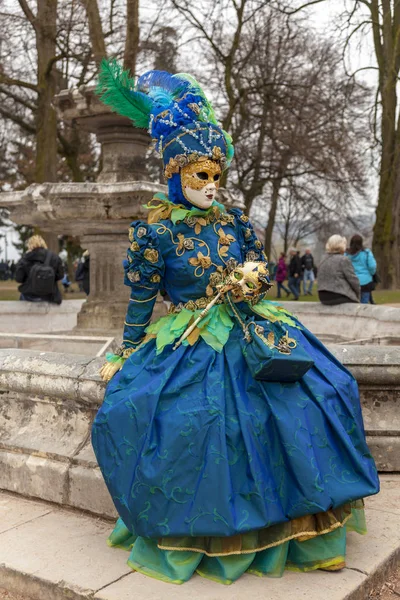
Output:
[{"left": 93, "top": 318, "right": 378, "bottom": 540}]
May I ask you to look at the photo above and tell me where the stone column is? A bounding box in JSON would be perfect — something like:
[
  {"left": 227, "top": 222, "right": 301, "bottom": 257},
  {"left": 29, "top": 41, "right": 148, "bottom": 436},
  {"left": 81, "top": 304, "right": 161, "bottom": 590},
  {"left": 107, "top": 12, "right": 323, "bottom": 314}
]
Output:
[
  {"left": 97, "top": 127, "right": 150, "bottom": 183},
  {"left": 77, "top": 233, "right": 129, "bottom": 331},
  {"left": 53, "top": 86, "right": 166, "bottom": 332}
]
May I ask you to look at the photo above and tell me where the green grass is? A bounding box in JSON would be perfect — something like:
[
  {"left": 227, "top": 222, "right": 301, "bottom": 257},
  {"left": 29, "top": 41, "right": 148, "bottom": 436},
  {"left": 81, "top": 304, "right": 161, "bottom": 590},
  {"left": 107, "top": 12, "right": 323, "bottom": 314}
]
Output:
[
  {"left": 274, "top": 286, "right": 400, "bottom": 305},
  {"left": 2, "top": 280, "right": 400, "bottom": 305},
  {"left": 0, "top": 281, "right": 86, "bottom": 301}
]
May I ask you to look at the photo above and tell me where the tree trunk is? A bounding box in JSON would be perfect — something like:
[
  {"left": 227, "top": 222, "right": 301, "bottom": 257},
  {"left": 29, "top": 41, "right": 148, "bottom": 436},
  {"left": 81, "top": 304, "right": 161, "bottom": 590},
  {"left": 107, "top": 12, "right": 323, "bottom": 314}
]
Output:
[
  {"left": 369, "top": 0, "right": 400, "bottom": 288},
  {"left": 82, "top": 0, "right": 106, "bottom": 67},
  {"left": 35, "top": 0, "right": 58, "bottom": 183},
  {"left": 124, "top": 0, "right": 140, "bottom": 73},
  {"left": 264, "top": 177, "right": 282, "bottom": 260},
  {"left": 372, "top": 87, "right": 398, "bottom": 288}
]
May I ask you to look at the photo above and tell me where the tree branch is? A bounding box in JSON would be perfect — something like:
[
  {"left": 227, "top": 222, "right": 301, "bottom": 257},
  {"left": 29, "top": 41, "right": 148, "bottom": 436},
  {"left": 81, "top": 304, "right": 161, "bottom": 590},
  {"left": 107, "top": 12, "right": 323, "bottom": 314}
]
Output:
[
  {"left": 279, "top": 0, "right": 327, "bottom": 16},
  {"left": 0, "top": 86, "right": 36, "bottom": 112},
  {"left": 0, "top": 74, "right": 38, "bottom": 93},
  {"left": 17, "top": 0, "right": 36, "bottom": 28},
  {"left": 0, "top": 106, "right": 36, "bottom": 135}
]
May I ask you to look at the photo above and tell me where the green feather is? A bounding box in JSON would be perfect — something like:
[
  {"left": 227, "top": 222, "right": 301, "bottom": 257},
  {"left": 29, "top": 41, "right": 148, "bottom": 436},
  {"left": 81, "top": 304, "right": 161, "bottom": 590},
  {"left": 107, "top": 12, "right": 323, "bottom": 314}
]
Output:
[{"left": 96, "top": 58, "right": 152, "bottom": 129}]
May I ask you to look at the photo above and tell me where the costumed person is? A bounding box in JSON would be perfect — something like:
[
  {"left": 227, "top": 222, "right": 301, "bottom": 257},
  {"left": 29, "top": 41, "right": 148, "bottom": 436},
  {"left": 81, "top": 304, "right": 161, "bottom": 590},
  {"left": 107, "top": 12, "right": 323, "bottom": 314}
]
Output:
[{"left": 92, "top": 60, "right": 379, "bottom": 585}]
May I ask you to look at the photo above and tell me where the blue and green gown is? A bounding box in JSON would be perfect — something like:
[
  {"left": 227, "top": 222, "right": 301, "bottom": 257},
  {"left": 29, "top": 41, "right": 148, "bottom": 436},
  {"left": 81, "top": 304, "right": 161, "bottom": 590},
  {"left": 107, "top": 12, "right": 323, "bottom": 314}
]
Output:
[{"left": 92, "top": 195, "right": 379, "bottom": 584}]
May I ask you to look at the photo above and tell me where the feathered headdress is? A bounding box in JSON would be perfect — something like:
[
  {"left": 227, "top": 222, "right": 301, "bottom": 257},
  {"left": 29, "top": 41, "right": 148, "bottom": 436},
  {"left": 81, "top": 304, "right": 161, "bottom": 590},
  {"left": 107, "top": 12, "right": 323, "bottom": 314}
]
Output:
[{"left": 96, "top": 59, "right": 234, "bottom": 180}]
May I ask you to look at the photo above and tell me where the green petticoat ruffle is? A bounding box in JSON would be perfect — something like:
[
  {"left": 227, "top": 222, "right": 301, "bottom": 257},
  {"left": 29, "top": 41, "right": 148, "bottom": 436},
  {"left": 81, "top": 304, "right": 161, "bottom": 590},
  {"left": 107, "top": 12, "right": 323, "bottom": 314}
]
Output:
[
  {"left": 144, "top": 300, "right": 299, "bottom": 355},
  {"left": 107, "top": 503, "right": 366, "bottom": 585}
]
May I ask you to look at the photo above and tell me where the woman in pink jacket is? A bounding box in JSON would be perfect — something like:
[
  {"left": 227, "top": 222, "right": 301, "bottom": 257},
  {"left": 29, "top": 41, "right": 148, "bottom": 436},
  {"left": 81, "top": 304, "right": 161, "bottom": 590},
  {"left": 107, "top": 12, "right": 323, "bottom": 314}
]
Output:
[{"left": 275, "top": 252, "right": 291, "bottom": 298}]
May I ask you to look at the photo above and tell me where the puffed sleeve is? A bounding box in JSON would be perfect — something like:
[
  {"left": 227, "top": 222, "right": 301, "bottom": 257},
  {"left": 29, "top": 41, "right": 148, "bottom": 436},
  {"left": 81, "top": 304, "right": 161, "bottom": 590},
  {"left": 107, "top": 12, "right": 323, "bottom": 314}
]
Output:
[
  {"left": 230, "top": 208, "right": 268, "bottom": 264},
  {"left": 121, "top": 221, "right": 165, "bottom": 350}
]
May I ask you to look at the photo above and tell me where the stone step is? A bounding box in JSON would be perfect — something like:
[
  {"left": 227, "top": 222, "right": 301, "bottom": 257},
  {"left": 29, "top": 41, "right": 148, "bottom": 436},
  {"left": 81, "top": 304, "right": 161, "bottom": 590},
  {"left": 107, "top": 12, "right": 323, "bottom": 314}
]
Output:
[{"left": 0, "top": 477, "right": 399, "bottom": 600}]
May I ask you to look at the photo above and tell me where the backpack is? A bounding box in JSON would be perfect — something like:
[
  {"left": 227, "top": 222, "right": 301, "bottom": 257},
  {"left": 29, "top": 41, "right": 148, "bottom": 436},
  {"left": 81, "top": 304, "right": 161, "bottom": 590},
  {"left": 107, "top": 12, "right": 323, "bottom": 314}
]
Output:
[{"left": 28, "top": 251, "right": 56, "bottom": 296}]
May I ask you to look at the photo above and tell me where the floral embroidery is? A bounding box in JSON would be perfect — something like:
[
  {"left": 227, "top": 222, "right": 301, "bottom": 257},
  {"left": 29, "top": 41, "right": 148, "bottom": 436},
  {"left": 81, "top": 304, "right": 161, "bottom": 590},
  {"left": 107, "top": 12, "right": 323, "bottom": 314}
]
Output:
[
  {"left": 127, "top": 271, "right": 141, "bottom": 283},
  {"left": 128, "top": 227, "right": 135, "bottom": 242},
  {"left": 184, "top": 216, "right": 208, "bottom": 235},
  {"left": 206, "top": 268, "right": 224, "bottom": 297},
  {"left": 220, "top": 213, "right": 235, "bottom": 225},
  {"left": 144, "top": 248, "right": 159, "bottom": 263},
  {"left": 244, "top": 228, "right": 252, "bottom": 240},
  {"left": 246, "top": 250, "right": 259, "bottom": 261},
  {"left": 150, "top": 274, "right": 161, "bottom": 283},
  {"left": 184, "top": 216, "right": 197, "bottom": 228},
  {"left": 240, "top": 214, "right": 249, "bottom": 223},
  {"left": 196, "top": 297, "right": 209, "bottom": 309},
  {"left": 189, "top": 251, "right": 212, "bottom": 269},
  {"left": 255, "top": 240, "right": 262, "bottom": 249},
  {"left": 130, "top": 241, "right": 140, "bottom": 252},
  {"left": 137, "top": 226, "right": 147, "bottom": 239},
  {"left": 177, "top": 233, "right": 195, "bottom": 252},
  {"left": 226, "top": 258, "right": 238, "bottom": 272},
  {"left": 185, "top": 300, "right": 197, "bottom": 311},
  {"left": 217, "top": 228, "right": 235, "bottom": 246}
]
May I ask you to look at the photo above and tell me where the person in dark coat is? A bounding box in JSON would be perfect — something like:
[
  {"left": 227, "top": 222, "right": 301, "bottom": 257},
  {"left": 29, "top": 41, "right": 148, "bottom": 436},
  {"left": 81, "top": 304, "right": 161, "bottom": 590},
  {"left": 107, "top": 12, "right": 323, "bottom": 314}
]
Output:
[
  {"left": 15, "top": 235, "right": 64, "bottom": 304},
  {"left": 288, "top": 248, "right": 302, "bottom": 300},
  {"left": 301, "top": 249, "right": 315, "bottom": 296},
  {"left": 75, "top": 250, "right": 90, "bottom": 296}
]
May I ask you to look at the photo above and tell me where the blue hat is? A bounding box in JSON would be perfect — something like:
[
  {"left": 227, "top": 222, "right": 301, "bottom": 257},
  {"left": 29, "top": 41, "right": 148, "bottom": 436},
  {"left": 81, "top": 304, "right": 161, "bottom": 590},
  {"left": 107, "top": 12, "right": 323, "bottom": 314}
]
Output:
[{"left": 97, "top": 60, "right": 234, "bottom": 179}]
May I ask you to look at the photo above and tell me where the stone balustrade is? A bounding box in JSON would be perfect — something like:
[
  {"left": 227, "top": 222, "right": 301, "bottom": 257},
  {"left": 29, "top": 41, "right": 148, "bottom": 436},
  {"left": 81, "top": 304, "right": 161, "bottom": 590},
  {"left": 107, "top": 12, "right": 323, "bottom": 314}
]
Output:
[
  {"left": 0, "top": 345, "right": 398, "bottom": 519},
  {"left": 0, "top": 300, "right": 85, "bottom": 333},
  {"left": 283, "top": 302, "right": 400, "bottom": 341}
]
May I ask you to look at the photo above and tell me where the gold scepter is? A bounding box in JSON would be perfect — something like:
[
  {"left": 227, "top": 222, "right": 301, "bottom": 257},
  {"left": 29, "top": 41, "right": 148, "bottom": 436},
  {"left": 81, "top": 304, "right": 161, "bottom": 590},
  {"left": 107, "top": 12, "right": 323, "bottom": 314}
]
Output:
[{"left": 172, "top": 285, "right": 232, "bottom": 351}]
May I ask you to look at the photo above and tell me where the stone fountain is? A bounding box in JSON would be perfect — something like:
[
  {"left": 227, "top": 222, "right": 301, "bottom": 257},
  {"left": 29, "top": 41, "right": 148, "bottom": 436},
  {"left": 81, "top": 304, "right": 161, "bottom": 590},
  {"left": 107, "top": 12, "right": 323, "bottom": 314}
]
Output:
[{"left": 0, "top": 85, "right": 166, "bottom": 332}]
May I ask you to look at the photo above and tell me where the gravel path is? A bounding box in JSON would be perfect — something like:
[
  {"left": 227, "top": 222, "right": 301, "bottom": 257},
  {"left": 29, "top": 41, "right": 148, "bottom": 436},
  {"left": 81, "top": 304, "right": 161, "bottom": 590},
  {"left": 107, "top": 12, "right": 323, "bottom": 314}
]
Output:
[
  {"left": 0, "top": 590, "right": 31, "bottom": 600},
  {"left": 369, "top": 566, "right": 400, "bottom": 599}
]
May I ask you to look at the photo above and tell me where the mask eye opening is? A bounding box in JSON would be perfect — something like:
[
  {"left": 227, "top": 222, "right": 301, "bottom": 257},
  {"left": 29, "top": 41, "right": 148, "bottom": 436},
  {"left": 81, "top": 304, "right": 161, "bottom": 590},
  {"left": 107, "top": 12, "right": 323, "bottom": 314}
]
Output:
[
  {"left": 214, "top": 174, "right": 220, "bottom": 181},
  {"left": 196, "top": 172, "right": 209, "bottom": 180},
  {"left": 233, "top": 271, "right": 243, "bottom": 281}
]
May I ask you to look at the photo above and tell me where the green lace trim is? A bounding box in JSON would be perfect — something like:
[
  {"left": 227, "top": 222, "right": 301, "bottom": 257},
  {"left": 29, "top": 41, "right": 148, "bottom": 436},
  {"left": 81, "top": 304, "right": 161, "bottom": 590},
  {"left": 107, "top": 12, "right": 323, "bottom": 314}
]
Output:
[
  {"left": 144, "top": 300, "right": 299, "bottom": 354},
  {"left": 144, "top": 192, "right": 225, "bottom": 226}
]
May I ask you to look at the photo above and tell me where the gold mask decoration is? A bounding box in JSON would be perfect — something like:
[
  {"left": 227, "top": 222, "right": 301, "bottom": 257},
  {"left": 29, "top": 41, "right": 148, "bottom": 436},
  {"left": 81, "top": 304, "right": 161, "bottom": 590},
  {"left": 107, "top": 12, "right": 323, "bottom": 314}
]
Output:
[
  {"left": 181, "top": 158, "right": 221, "bottom": 208},
  {"left": 224, "top": 261, "right": 271, "bottom": 302}
]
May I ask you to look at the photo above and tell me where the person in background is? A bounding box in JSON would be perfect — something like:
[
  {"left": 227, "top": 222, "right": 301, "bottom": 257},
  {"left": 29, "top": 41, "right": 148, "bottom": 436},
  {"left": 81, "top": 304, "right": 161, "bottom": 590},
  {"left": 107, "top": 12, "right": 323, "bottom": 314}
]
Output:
[
  {"left": 288, "top": 248, "right": 302, "bottom": 300},
  {"left": 346, "top": 235, "right": 377, "bottom": 305},
  {"left": 10, "top": 260, "right": 16, "bottom": 280},
  {"left": 301, "top": 248, "right": 315, "bottom": 296},
  {"left": 317, "top": 235, "right": 360, "bottom": 305},
  {"left": 75, "top": 250, "right": 90, "bottom": 296},
  {"left": 0, "top": 261, "right": 7, "bottom": 281},
  {"left": 275, "top": 252, "right": 290, "bottom": 299},
  {"left": 15, "top": 235, "right": 64, "bottom": 304}
]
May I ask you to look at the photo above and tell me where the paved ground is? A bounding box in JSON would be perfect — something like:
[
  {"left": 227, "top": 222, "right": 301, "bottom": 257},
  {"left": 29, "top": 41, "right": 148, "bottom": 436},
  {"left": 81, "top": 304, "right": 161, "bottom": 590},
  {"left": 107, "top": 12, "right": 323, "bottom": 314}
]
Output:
[{"left": 0, "top": 476, "right": 399, "bottom": 600}]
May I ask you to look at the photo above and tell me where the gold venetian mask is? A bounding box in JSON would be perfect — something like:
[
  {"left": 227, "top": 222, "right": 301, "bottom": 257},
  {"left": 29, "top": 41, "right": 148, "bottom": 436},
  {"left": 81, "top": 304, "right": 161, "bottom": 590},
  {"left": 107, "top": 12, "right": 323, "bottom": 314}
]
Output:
[
  {"left": 225, "top": 261, "right": 271, "bottom": 302},
  {"left": 181, "top": 158, "right": 221, "bottom": 209}
]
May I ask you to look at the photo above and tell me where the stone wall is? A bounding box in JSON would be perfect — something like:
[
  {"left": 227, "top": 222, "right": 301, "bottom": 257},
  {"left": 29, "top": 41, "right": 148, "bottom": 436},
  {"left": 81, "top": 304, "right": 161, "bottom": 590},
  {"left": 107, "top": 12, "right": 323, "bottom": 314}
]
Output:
[
  {"left": 284, "top": 302, "right": 400, "bottom": 341},
  {"left": 0, "top": 300, "right": 85, "bottom": 333},
  {"left": 0, "top": 346, "right": 398, "bottom": 519}
]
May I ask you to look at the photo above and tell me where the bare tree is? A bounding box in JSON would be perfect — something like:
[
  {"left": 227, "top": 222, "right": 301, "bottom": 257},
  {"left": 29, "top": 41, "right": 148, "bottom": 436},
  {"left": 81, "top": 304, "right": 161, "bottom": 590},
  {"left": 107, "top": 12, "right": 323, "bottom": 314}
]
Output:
[
  {"left": 168, "top": 2, "right": 368, "bottom": 258},
  {"left": 230, "top": 11, "right": 368, "bottom": 257}
]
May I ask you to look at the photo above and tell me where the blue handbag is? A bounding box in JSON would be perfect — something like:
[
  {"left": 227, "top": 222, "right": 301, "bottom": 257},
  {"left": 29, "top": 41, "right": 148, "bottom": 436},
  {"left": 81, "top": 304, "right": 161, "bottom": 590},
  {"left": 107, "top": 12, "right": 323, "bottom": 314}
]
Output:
[{"left": 227, "top": 295, "right": 314, "bottom": 382}]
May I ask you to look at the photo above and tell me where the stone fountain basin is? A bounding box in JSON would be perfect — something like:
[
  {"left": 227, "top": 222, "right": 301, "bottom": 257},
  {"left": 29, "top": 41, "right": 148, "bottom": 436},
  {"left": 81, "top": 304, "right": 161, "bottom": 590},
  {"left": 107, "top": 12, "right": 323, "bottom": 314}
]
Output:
[{"left": 0, "top": 333, "right": 114, "bottom": 357}]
